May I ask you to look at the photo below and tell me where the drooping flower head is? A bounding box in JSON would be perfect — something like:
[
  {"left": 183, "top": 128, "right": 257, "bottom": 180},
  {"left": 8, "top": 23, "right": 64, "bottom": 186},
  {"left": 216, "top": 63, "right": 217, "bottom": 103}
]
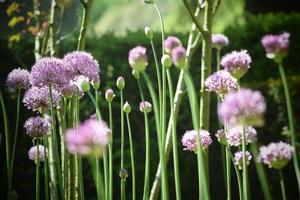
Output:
[
  {"left": 218, "top": 89, "right": 266, "bottom": 127},
  {"left": 6, "top": 68, "right": 30, "bottom": 90},
  {"left": 30, "top": 57, "right": 67, "bottom": 88},
  {"left": 205, "top": 70, "right": 238, "bottom": 97},
  {"left": 28, "top": 145, "right": 47, "bottom": 163},
  {"left": 211, "top": 33, "right": 229, "bottom": 50},
  {"left": 164, "top": 36, "right": 182, "bottom": 54},
  {"left": 258, "top": 141, "right": 294, "bottom": 169},
  {"left": 128, "top": 46, "right": 148, "bottom": 72},
  {"left": 139, "top": 101, "right": 152, "bottom": 113},
  {"left": 261, "top": 32, "right": 290, "bottom": 62},
  {"left": 171, "top": 46, "right": 186, "bottom": 69},
  {"left": 182, "top": 129, "right": 212, "bottom": 152},
  {"left": 221, "top": 50, "right": 252, "bottom": 79},
  {"left": 234, "top": 151, "right": 252, "bottom": 170},
  {"left": 63, "top": 51, "right": 100, "bottom": 88},
  {"left": 23, "top": 86, "right": 61, "bottom": 112},
  {"left": 24, "top": 116, "right": 51, "bottom": 138},
  {"left": 226, "top": 126, "right": 257, "bottom": 147},
  {"left": 65, "top": 119, "right": 110, "bottom": 157}
]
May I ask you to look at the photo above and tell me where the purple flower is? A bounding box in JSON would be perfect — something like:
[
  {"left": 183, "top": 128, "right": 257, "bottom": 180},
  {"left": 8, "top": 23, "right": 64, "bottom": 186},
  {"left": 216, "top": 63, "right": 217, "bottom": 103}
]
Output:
[
  {"left": 6, "top": 68, "right": 30, "bottom": 90},
  {"left": 23, "top": 86, "right": 61, "bottom": 112},
  {"left": 171, "top": 46, "right": 186, "bottom": 69},
  {"left": 205, "top": 70, "right": 238, "bottom": 97},
  {"left": 221, "top": 50, "right": 252, "bottom": 79},
  {"left": 28, "top": 145, "right": 47, "bottom": 162},
  {"left": 215, "top": 129, "right": 227, "bottom": 145},
  {"left": 258, "top": 141, "right": 294, "bottom": 169},
  {"left": 60, "top": 84, "right": 77, "bottom": 98},
  {"left": 63, "top": 51, "right": 100, "bottom": 87},
  {"left": 128, "top": 46, "right": 148, "bottom": 72},
  {"left": 164, "top": 36, "right": 182, "bottom": 54},
  {"left": 181, "top": 129, "right": 212, "bottom": 152},
  {"left": 234, "top": 151, "right": 252, "bottom": 170},
  {"left": 139, "top": 101, "right": 152, "bottom": 113},
  {"left": 218, "top": 89, "right": 266, "bottom": 127},
  {"left": 65, "top": 119, "right": 110, "bottom": 157},
  {"left": 24, "top": 116, "right": 51, "bottom": 138},
  {"left": 226, "top": 126, "right": 257, "bottom": 147},
  {"left": 212, "top": 34, "right": 229, "bottom": 50},
  {"left": 30, "top": 57, "right": 68, "bottom": 88},
  {"left": 261, "top": 32, "right": 289, "bottom": 61}
]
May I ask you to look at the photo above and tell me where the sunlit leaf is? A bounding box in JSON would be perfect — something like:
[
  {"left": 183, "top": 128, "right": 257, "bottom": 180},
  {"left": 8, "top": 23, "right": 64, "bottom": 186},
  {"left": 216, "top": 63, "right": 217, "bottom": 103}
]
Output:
[
  {"left": 8, "top": 16, "right": 25, "bottom": 28},
  {"left": 8, "top": 33, "right": 22, "bottom": 43},
  {"left": 27, "top": 11, "right": 35, "bottom": 18},
  {"left": 6, "top": 2, "right": 20, "bottom": 16}
]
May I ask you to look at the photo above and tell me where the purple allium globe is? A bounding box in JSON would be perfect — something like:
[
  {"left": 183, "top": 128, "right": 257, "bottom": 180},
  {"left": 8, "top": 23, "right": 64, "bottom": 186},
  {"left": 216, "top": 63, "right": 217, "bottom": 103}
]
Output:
[
  {"left": 6, "top": 68, "right": 30, "bottom": 90},
  {"left": 171, "top": 46, "right": 186, "bottom": 69},
  {"left": 164, "top": 36, "right": 182, "bottom": 54},
  {"left": 226, "top": 126, "right": 257, "bottom": 147},
  {"left": 221, "top": 50, "right": 252, "bottom": 79},
  {"left": 28, "top": 145, "right": 47, "bottom": 162},
  {"left": 205, "top": 70, "right": 238, "bottom": 97},
  {"left": 211, "top": 33, "right": 229, "bottom": 50},
  {"left": 24, "top": 116, "right": 51, "bottom": 138},
  {"left": 23, "top": 86, "right": 61, "bottom": 112},
  {"left": 65, "top": 119, "right": 110, "bottom": 157},
  {"left": 139, "top": 101, "right": 152, "bottom": 113},
  {"left": 128, "top": 46, "right": 148, "bottom": 72},
  {"left": 215, "top": 129, "right": 227, "bottom": 145},
  {"left": 63, "top": 51, "right": 100, "bottom": 88},
  {"left": 258, "top": 141, "right": 294, "bottom": 169},
  {"left": 30, "top": 57, "right": 68, "bottom": 88},
  {"left": 181, "top": 129, "right": 212, "bottom": 152},
  {"left": 261, "top": 32, "right": 289, "bottom": 62},
  {"left": 60, "top": 84, "right": 77, "bottom": 98},
  {"left": 218, "top": 89, "right": 266, "bottom": 127},
  {"left": 234, "top": 151, "right": 252, "bottom": 170}
]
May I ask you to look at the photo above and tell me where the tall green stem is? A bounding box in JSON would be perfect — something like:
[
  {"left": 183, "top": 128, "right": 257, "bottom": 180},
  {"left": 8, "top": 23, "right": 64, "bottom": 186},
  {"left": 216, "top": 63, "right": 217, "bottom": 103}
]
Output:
[
  {"left": 279, "top": 170, "right": 287, "bottom": 200},
  {"left": 108, "top": 102, "right": 113, "bottom": 200},
  {"left": 278, "top": 63, "right": 300, "bottom": 190},
  {"left": 43, "top": 137, "right": 50, "bottom": 200},
  {"left": 242, "top": 126, "right": 248, "bottom": 200},
  {"left": 120, "top": 90, "right": 125, "bottom": 200},
  {"left": 36, "top": 140, "right": 41, "bottom": 200},
  {"left": 230, "top": 149, "right": 243, "bottom": 200},
  {"left": 225, "top": 147, "right": 231, "bottom": 200},
  {"left": 77, "top": 0, "right": 93, "bottom": 50}
]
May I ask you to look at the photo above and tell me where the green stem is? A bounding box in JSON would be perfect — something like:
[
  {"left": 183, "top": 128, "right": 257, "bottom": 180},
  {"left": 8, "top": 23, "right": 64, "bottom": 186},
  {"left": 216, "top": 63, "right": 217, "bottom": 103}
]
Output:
[
  {"left": 36, "top": 140, "right": 41, "bottom": 200},
  {"left": 216, "top": 50, "right": 221, "bottom": 71},
  {"left": 230, "top": 150, "right": 243, "bottom": 200},
  {"left": 43, "top": 138, "right": 50, "bottom": 200},
  {"left": 153, "top": 3, "right": 165, "bottom": 54},
  {"left": 103, "top": 152, "right": 109, "bottom": 200},
  {"left": 108, "top": 102, "right": 113, "bottom": 200},
  {"left": 225, "top": 147, "right": 231, "bottom": 200},
  {"left": 120, "top": 90, "right": 125, "bottom": 200},
  {"left": 279, "top": 170, "right": 287, "bottom": 200},
  {"left": 121, "top": 179, "right": 126, "bottom": 200},
  {"left": 125, "top": 113, "right": 136, "bottom": 200},
  {"left": 242, "top": 126, "right": 248, "bottom": 200},
  {"left": 77, "top": 0, "right": 93, "bottom": 50},
  {"left": 278, "top": 63, "right": 300, "bottom": 190}
]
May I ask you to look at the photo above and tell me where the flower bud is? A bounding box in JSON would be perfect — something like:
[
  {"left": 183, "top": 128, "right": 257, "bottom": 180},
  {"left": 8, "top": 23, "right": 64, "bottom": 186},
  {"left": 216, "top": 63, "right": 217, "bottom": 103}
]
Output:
[
  {"left": 128, "top": 46, "right": 148, "bottom": 72},
  {"left": 144, "top": 26, "right": 153, "bottom": 40},
  {"left": 119, "top": 168, "right": 128, "bottom": 179},
  {"left": 116, "top": 76, "right": 125, "bottom": 90},
  {"left": 172, "top": 46, "right": 186, "bottom": 69},
  {"left": 123, "top": 101, "right": 131, "bottom": 114},
  {"left": 92, "top": 80, "right": 100, "bottom": 90},
  {"left": 139, "top": 101, "right": 152, "bottom": 113},
  {"left": 132, "top": 70, "right": 140, "bottom": 79},
  {"left": 105, "top": 89, "right": 115, "bottom": 102},
  {"left": 161, "top": 54, "right": 172, "bottom": 68}
]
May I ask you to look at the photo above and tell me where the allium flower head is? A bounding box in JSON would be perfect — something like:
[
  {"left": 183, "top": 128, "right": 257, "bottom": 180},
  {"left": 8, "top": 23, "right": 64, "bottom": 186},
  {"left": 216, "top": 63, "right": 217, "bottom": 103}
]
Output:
[
  {"left": 212, "top": 34, "right": 229, "bottom": 50},
  {"left": 105, "top": 89, "right": 115, "bottom": 102},
  {"left": 139, "top": 101, "right": 152, "bottom": 113},
  {"left": 182, "top": 129, "right": 212, "bottom": 152},
  {"left": 261, "top": 32, "right": 289, "bottom": 62},
  {"left": 24, "top": 116, "right": 51, "bottom": 138},
  {"left": 60, "top": 84, "right": 77, "bottom": 98},
  {"left": 171, "top": 46, "right": 186, "bottom": 69},
  {"left": 70, "top": 75, "right": 90, "bottom": 92},
  {"left": 226, "top": 126, "right": 257, "bottom": 147},
  {"left": 218, "top": 89, "right": 266, "bottom": 127},
  {"left": 258, "top": 141, "right": 294, "bottom": 169},
  {"left": 205, "top": 70, "right": 238, "bottom": 97},
  {"left": 234, "top": 151, "right": 252, "bottom": 170},
  {"left": 215, "top": 129, "right": 227, "bottom": 145},
  {"left": 6, "top": 68, "right": 30, "bottom": 90},
  {"left": 65, "top": 119, "right": 110, "bottom": 157},
  {"left": 164, "top": 36, "right": 182, "bottom": 54},
  {"left": 128, "top": 46, "right": 148, "bottom": 72},
  {"left": 28, "top": 145, "right": 47, "bottom": 163},
  {"left": 221, "top": 50, "right": 252, "bottom": 79},
  {"left": 23, "top": 86, "right": 61, "bottom": 112},
  {"left": 30, "top": 57, "right": 67, "bottom": 88}
]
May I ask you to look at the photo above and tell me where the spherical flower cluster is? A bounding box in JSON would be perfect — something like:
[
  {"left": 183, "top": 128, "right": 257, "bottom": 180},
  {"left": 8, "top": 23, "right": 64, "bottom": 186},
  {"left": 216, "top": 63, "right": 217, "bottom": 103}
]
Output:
[
  {"left": 65, "top": 119, "right": 110, "bottom": 157},
  {"left": 181, "top": 129, "right": 212, "bottom": 152},
  {"left": 261, "top": 32, "right": 289, "bottom": 62},
  {"left": 60, "top": 84, "right": 77, "bottom": 98},
  {"left": 215, "top": 129, "right": 227, "bottom": 145},
  {"left": 128, "top": 46, "right": 148, "bottom": 72},
  {"left": 23, "top": 86, "right": 61, "bottom": 112},
  {"left": 172, "top": 46, "right": 186, "bottom": 69},
  {"left": 24, "top": 116, "right": 51, "bottom": 138},
  {"left": 205, "top": 70, "right": 238, "bottom": 97},
  {"left": 30, "top": 57, "right": 67, "bottom": 88},
  {"left": 226, "top": 126, "right": 257, "bottom": 147},
  {"left": 218, "top": 89, "right": 266, "bottom": 127},
  {"left": 258, "top": 141, "right": 294, "bottom": 169},
  {"left": 164, "top": 36, "right": 182, "bottom": 54},
  {"left": 139, "top": 101, "right": 152, "bottom": 113},
  {"left": 211, "top": 33, "right": 229, "bottom": 50},
  {"left": 234, "top": 151, "right": 252, "bottom": 170},
  {"left": 63, "top": 51, "right": 100, "bottom": 87},
  {"left": 6, "top": 68, "right": 30, "bottom": 90},
  {"left": 221, "top": 50, "right": 252, "bottom": 79},
  {"left": 28, "top": 145, "right": 47, "bottom": 162}
]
